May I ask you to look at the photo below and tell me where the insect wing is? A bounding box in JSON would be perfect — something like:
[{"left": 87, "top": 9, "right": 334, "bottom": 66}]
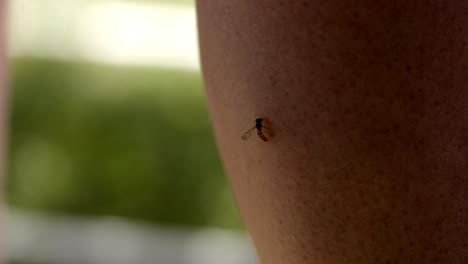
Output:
[
  {"left": 262, "top": 126, "right": 275, "bottom": 138},
  {"left": 241, "top": 126, "right": 256, "bottom": 140}
]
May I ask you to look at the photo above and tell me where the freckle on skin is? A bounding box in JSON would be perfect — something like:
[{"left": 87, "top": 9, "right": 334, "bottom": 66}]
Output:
[{"left": 406, "top": 64, "right": 413, "bottom": 73}]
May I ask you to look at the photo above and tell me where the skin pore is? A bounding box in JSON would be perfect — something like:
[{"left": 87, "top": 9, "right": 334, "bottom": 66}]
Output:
[{"left": 197, "top": 1, "right": 467, "bottom": 263}]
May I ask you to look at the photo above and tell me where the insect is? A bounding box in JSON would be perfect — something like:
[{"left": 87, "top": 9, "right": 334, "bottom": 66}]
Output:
[{"left": 242, "top": 118, "right": 275, "bottom": 142}]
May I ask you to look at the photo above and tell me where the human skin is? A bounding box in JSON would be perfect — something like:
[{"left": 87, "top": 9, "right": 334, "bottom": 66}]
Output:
[{"left": 196, "top": 1, "right": 467, "bottom": 263}]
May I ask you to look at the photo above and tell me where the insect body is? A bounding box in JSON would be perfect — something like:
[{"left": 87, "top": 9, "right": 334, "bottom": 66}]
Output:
[{"left": 242, "top": 118, "right": 275, "bottom": 142}]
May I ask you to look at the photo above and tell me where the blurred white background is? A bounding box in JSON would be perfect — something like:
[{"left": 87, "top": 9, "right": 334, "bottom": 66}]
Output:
[{"left": 10, "top": 0, "right": 199, "bottom": 69}]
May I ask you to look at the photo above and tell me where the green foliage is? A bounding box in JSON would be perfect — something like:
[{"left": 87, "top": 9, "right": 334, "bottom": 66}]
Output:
[{"left": 7, "top": 57, "right": 243, "bottom": 230}]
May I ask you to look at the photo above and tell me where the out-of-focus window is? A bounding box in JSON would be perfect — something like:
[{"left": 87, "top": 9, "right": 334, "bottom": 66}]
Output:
[{"left": 6, "top": 0, "right": 256, "bottom": 263}]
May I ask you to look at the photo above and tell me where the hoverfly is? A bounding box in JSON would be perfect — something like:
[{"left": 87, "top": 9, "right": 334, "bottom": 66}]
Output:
[{"left": 242, "top": 118, "right": 275, "bottom": 142}]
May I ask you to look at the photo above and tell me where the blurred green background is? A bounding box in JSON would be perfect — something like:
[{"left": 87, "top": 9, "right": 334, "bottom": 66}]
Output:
[
  {"left": 5, "top": 1, "right": 254, "bottom": 262},
  {"left": 7, "top": 57, "right": 242, "bottom": 229}
]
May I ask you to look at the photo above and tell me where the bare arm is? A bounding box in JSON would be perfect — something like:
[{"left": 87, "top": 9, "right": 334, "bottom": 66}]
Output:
[{"left": 197, "top": 1, "right": 467, "bottom": 263}]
